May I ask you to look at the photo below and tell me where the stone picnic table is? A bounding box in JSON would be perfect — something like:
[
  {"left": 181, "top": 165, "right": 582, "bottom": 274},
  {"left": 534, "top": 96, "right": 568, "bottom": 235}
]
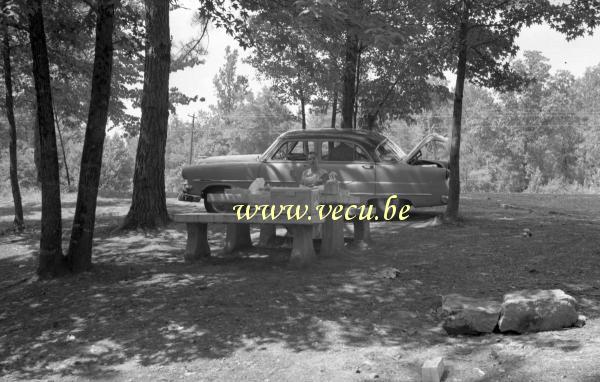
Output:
[{"left": 170, "top": 185, "right": 372, "bottom": 267}]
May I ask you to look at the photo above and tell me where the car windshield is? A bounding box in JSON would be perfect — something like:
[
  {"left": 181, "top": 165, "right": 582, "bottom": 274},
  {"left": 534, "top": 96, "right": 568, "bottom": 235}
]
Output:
[
  {"left": 375, "top": 138, "right": 406, "bottom": 162},
  {"left": 261, "top": 137, "right": 282, "bottom": 160}
]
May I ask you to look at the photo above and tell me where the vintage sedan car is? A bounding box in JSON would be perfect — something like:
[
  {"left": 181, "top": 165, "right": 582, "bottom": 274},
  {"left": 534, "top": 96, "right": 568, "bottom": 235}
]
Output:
[{"left": 179, "top": 129, "right": 449, "bottom": 212}]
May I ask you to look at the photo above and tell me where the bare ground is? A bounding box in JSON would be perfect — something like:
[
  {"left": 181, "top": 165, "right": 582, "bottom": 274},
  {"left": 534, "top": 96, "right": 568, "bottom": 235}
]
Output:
[{"left": 1, "top": 193, "right": 600, "bottom": 381}]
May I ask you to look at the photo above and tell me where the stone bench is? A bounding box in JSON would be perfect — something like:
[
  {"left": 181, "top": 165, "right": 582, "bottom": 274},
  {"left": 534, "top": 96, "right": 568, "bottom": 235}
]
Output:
[
  {"left": 171, "top": 212, "right": 324, "bottom": 267},
  {"left": 171, "top": 212, "right": 372, "bottom": 267}
]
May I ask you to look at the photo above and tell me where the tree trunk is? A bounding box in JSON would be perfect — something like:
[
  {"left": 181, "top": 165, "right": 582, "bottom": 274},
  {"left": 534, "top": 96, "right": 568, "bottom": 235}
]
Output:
[
  {"left": 340, "top": 31, "right": 358, "bottom": 129},
  {"left": 366, "top": 113, "right": 377, "bottom": 131},
  {"left": 67, "top": 0, "right": 115, "bottom": 272},
  {"left": 32, "top": 113, "right": 42, "bottom": 184},
  {"left": 2, "top": 23, "right": 24, "bottom": 231},
  {"left": 445, "top": 14, "right": 469, "bottom": 221},
  {"left": 122, "top": 0, "right": 170, "bottom": 229},
  {"left": 54, "top": 111, "right": 71, "bottom": 187},
  {"left": 27, "top": 0, "right": 67, "bottom": 276},
  {"left": 353, "top": 47, "right": 361, "bottom": 129},
  {"left": 330, "top": 89, "right": 337, "bottom": 129},
  {"left": 364, "top": 78, "right": 400, "bottom": 132}
]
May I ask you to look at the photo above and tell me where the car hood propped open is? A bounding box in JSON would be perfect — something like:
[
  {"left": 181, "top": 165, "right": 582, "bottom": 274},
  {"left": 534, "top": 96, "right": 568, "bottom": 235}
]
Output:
[{"left": 403, "top": 133, "right": 449, "bottom": 163}]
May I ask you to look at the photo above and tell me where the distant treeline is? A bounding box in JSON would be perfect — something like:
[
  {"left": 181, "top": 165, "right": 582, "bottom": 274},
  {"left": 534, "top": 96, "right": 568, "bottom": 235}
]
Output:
[{"left": 1, "top": 51, "right": 598, "bottom": 196}]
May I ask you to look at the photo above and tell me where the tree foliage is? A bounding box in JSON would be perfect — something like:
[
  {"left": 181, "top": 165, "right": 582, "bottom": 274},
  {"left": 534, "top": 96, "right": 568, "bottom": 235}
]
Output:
[
  {"left": 244, "top": 0, "right": 449, "bottom": 131},
  {"left": 391, "top": 50, "right": 600, "bottom": 194},
  {"left": 213, "top": 46, "right": 249, "bottom": 115},
  {"left": 549, "top": 0, "right": 600, "bottom": 39}
]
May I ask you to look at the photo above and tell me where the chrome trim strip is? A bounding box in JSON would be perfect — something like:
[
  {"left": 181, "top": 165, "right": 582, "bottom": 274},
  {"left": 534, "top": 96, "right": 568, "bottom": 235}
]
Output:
[
  {"left": 374, "top": 192, "right": 433, "bottom": 196},
  {"left": 191, "top": 179, "right": 249, "bottom": 183}
]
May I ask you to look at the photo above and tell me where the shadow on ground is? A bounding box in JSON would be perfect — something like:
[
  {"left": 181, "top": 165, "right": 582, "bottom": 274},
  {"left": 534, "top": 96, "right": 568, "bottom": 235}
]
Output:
[{"left": 1, "top": 194, "right": 600, "bottom": 380}]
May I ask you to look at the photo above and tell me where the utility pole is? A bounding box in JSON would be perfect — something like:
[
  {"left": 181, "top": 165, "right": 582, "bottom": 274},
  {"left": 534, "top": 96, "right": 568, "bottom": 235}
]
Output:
[
  {"left": 188, "top": 113, "right": 195, "bottom": 164},
  {"left": 187, "top": 97, "right": 205, "bottom": 165}
]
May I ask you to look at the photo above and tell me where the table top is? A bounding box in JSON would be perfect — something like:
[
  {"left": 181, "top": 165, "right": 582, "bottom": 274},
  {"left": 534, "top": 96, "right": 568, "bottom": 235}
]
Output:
[
  {"left": 171, "top": 212, "right": 324, "bottom": 225},
  {"left": 207, "top": 188, "right": 361, "bottom": 206}
]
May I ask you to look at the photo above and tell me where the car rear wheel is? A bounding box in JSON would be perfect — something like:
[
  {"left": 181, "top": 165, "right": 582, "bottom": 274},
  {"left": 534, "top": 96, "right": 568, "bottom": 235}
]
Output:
[{"left": 370, "top": 197, "right": 412, "bottom": 221}]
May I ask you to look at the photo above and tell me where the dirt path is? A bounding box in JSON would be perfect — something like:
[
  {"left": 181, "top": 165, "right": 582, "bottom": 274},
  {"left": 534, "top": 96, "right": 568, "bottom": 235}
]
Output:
[{"left": 1, "top": 193, "right": 599, "bottom": 381}]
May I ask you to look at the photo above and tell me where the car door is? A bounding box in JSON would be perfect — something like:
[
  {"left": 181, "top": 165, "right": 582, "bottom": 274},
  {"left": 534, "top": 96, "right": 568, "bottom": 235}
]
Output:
[
  {"left": 258, "top": 139, "right": 316, "bottom": 186},
  {"left": 317, "top": 140, "right": 375, "bottom": 201},
  {"left": 374, "top": 138, "right": 448, "bottom": 207}
]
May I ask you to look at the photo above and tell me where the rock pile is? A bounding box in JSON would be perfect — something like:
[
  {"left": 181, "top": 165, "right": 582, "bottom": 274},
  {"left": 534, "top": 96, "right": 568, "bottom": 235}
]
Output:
[
  {"left": 442, "top": 289, "right": 582, "bottom": 335},
  {"left": 442, "top": 294, "right": 501, "bottom": 335}
]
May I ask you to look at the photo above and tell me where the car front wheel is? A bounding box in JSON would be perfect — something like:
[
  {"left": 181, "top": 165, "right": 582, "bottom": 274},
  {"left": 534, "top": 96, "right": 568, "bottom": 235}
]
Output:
[{"left": 203, "top": 188, "right": 227, "bottom": 212}]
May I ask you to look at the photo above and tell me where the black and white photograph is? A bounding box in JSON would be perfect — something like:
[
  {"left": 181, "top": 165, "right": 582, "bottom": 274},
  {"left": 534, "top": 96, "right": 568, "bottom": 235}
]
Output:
[{"left": 1, "top": 0, "right": 599, "bottom": 381}]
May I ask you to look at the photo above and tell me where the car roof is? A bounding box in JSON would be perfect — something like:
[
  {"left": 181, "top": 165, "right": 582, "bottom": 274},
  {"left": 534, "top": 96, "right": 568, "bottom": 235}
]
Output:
[{"left": 279, "top": 129, "right": 387, "bottom": 149}]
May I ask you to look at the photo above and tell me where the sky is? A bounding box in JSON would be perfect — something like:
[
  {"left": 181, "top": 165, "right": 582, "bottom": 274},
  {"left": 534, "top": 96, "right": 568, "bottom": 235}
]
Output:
[{"left": 169, "top": 5, "right": 600, "bottom": 118}]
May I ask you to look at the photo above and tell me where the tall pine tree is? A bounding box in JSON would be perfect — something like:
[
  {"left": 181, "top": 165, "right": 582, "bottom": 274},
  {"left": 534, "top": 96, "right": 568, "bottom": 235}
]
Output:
[{"left": 122, "top": 0, "right": 171, "bottom": 229}]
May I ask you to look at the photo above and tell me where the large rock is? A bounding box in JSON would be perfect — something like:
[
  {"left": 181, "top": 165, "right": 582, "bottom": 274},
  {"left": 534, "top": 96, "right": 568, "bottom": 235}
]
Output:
[
  {"left": 498, "top": 289, "right": 578, "bottom": 333},
  {"left": 442, "top": 294, "right": 502, "bottom": 335}
]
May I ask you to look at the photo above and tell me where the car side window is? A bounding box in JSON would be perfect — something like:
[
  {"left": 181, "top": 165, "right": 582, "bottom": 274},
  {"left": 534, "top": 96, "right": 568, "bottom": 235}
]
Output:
[
  {"left": 354, "top": 145, "right": 370, "bottom": 162},
  {"left": 321, "top": 141, "right": 371, "bottom": 162},
  {"left": 321, "top": 141, "right": 353, "bottom": 161},
  {"left": 271, "top": 140, "right": 314, "bottom": 161}
]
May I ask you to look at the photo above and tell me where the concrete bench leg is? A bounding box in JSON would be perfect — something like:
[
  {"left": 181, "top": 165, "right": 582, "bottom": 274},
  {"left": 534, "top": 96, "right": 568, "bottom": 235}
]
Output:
[
  {"left": 289, "top": 225, "right": 316, "bottom": 267},
  {"left": 224, "top": 223, "right": 253, "bottom": 254},
  {"left": 320, "top": 218, "right": 345, "bottom": 257},
  {"left": 312, "top": 224, "right": 322, "bottom": 239},
  {"left": 185, "top": 223, "right": 210, "bottom": 261},
  {"left": 350, "top": 220, "right": 371, "bottom": 250},
  {"left": 258, "top": 224, "right": 277, "bottom": 247}
]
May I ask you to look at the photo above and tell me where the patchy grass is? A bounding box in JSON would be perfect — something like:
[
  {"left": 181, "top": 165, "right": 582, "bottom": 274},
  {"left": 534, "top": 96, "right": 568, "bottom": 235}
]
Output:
[{"left": 1, "top": 193, "right": 600, "bottom": 381}]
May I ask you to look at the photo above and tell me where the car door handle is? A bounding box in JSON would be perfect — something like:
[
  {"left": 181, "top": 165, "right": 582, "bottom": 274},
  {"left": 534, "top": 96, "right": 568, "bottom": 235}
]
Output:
[{"left": 362, "top": 164, "right": 374, "bottom": 169}]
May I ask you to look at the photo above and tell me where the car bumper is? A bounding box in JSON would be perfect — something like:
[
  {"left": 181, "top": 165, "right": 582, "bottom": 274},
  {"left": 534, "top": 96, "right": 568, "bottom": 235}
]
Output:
[{"left": 177, "top": 192, "right": 202, "bottom": 202}]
